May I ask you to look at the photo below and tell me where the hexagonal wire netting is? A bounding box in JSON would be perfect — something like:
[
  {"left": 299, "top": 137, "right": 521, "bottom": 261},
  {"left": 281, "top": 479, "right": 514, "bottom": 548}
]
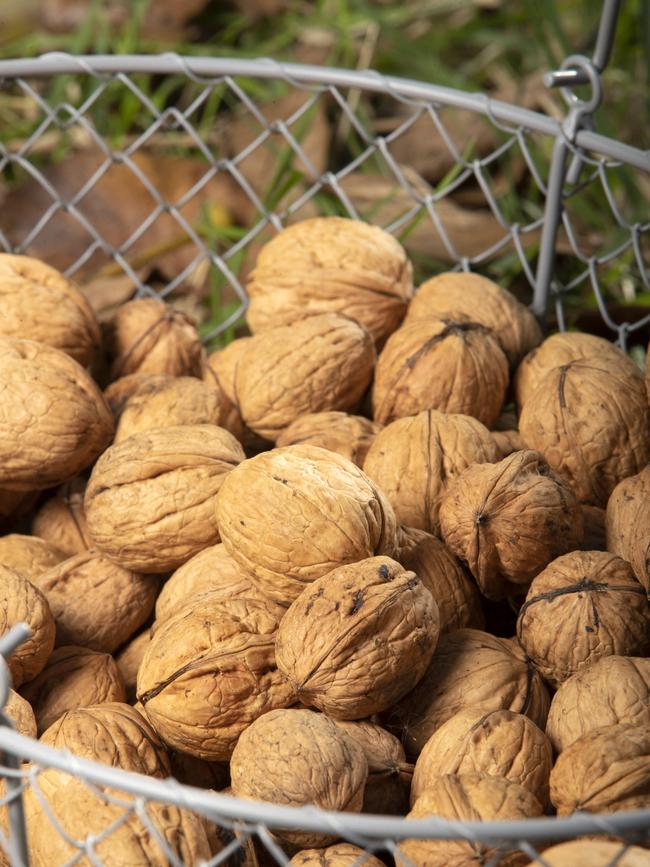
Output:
[{"left": 0, "top": 46, "right": 648, "bottom": 867}]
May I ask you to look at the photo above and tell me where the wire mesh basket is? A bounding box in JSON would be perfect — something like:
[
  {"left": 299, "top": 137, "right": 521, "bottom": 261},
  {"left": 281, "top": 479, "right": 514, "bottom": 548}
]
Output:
[{"left": 0, "top": 7, "right": 649, "bottom": 865}]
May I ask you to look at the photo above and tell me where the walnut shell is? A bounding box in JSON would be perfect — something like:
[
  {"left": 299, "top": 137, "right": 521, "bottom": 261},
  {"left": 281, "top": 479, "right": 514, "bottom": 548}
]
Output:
[
  {"left": 230, "top": 708, "right": 368, "bottom": 848},
  {"left": 21, "top": 645, "right": 126, "bottom": 734},
  {"left": 0, "top": 534, "right": 66, "bottom": 578},
  {"left": 550, "top": 723, "right": 650, "bottom": 815},
  {"left": 0, "top": 337, "right": 114, "bottom": 491},
  {"left": 398, "top": 773, "right": 543, "bottom": 867},
  {"left": 439, "top": 450, "right": 584, "bottom": 599},
  {"left": 411, "top": 708, "right": 552, "bottom": 808},
  {"left": 276, "top": 412, "right": 382, "bottom": 467},
  {"left": 6, "top": 688, "right": 36, "bottom": 737},
  {"left": 114, "top": 373, "right": 244, "bottom": 444},
  {"left": 0, "top": 565, "right": 55, "bottom": 687},
  {"left": 31, "top": 478, "right": 91, "bottom": 556},
  {"left": 406, "top": 272, "right": 541, "bottom": 368},
  {"left": 290, "top": 845, "right": 385, "bottom": 866},
  {"left": 85, "top": 424, "right": 245, "bottom": 572},
  {"left": 524, "top": 840, "right": 650, "bottom": 866},
  {"left": 155, "top": 543, "right": 270, "bottom": 625},
  {"left": 137, "top": 594, "right": 294, "bottom": 760},
  {"left": 606, "top": 465, "right": 650, "bottom": 592},
  {"left": 0, "top": 253, "right": 100, "bottom": 366},
  {"left": 382, "top": 629, "right": 550, "bottom": 758},
  {"left": 234, "top": 314, "right": 376, "bottom": 441},
  {"left": 332, "top": 720, "right": 412, "bottom": 815},
  {"left": 103, "top": 371, "right": 161, "bottom": 416},
  {"left": 363, "top": 409, "right": 499, "bottom": 534},
  {"left": 519, "top": 356, "right": 650, "bottom": 506},
  {"left": 203, "top": 337, "right": 253, "bottom": 405},
  {"left": 515, "top": 331, "right": 639, "bottom": 410},
  {"left": 492, "top": 429, "right": 523, "bottom": 459},
  {"left": 116, "top": 629, "right": 151, "bottom": 704},
  {"left": 215, "top": 445, "right": 398, "bottom": 606},
  {"left": 516, "top": 551, "right": 650, "bottom": 687},
  {"left": 400, "top": 532, "right": 485, "bottom": 633},
  {"left": 581, "top": 505, "right": 606, "bottom": 551},
  {"left": 246, "top": 217, "right": 413, "bottom": 346},
  {"left": 276, "top": 556, "right": 439, "bottom": 719},
  {"left": 546, "top": 656, "right": 650, "bottom": 753},
  {"left": 372, "top": 319, "right": 508, "bottom": 427},
  {"left": 104, "top": 297, "right": 205, "bottom": 379}
]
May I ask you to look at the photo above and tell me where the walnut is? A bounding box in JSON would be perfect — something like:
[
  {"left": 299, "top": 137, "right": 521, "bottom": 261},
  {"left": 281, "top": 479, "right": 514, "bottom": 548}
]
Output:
[
  {"left": 546, "top": 656, "right": 650, "bottom": 752},
  {"left": 116, "top": 629, "right": 151, "bottom": 703},
  {"left": 400, "top": 531, "right": 485, "bottom": 633},
  {"left": 137, "top": 594, "right": 294, "bottom": 760},
  {"left": 363, "top": 409, "right": 498, "bottom": 534},
  {"left": 246, "top": 217, "right": 413, "bottom": 346},
  {"left": 0, "top": 565, "right": 55, "bottom": 687},
  {"left": 289, "top": 845, "right": 385, "bottom": 866},
  {"left": 85, "top": 424, "right": 245, "bottom": 572},
  {"left": 276, "top": 412, "right": 382, "bottom": 467},
  {"left": 0, "top": 253, "right": 100, "bottom": 366},
  {"left": 411, "top": 708, "right": 552, "bottom": 808},
  {"left": 215, "top": 445, "right": 398, "bottom": 606},
  {"left": 0, "top": 534, "right": 66, "bottom": 578},
  {"left": 21, "top": 645, "right": 126, "bottom": 734},
  {"left": 230, "top": 708, "right": 368, "bottom": 848},
  {"left": 103, "top": 371, "right": 161, "bottom": 416},
  {"left": 33, "top": 550, "right": 158, "bottom": 653},
  {"left": 381, "top": 629, "right": 549, "bottom": 758},
  {"left": 606, "top": 465, "right": 650, "bottom": 592},
  {"left": 398, "top": 774, "right": 542, "bottom": 867},
  {"left": 550, "top": 723, "right": 650, "bottom": 815},
  {"left": 406, "top": 272, "right": 541, "bottom": 368},
  {"left": 275, "top": 556, "right": 439, "bottom": 719},
  {"left": 5, "top": 688, "right": 36, "bottom": 738},
  {"left": 234, "top": 314, "right": 376, "bottom": 441},
  {"left": 104, "top": 297, "right": 205, "bottom": 379},
  {"left": 519, "top": 356, "right": 650, "bottom": 506},
  {"left": 203, "top": 337, "right": 253, "bottom": 404},
  {"left": 524, "top": 840, "right": 650, "bottom": 866},
  {"left": 516, "top": 551, "right": 650, "bottom": 688},
  {"left": 439, "top": 450, "right": 583, "bottom": 599},
  {"left": 492, "top": 429, "right": 523, "bottom": 459},
  {"left": 0, "top": 337, "right": 114, "bottom": 491},
  {"left": 31, "top": 478, "right": 91, "bottom": 556},
  {"left": 372, "top": 319, "right": 508, "bottom": 428}
]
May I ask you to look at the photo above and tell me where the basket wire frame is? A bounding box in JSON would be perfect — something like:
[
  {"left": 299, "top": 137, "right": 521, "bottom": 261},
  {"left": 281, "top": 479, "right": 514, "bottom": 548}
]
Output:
[{"left": 0, "top": 34, "right": 648, "bottom": 867}]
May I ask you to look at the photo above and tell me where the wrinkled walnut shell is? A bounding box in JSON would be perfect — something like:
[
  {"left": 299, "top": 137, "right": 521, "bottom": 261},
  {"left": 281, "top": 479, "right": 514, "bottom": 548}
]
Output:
[
  {"left": 524, "top": 840, "right": 650, "bottom": 866},
  {"left": 6, "top": 688, "right": 36, "bottom": 738},
  {"left": 606, "top": 465, "right": 650, "bottom": 592},
  {"left": 492, "top": 429, "right": 523, "bottom": 459},
  {"left": 290, "top": 845, "right": 385, "bottom": 866},
  {"left": 0, "top": 534, "right": 66, "bottom": 578},
  {"left": 116, "top": 630, "right": 151, "bottom": 704},
  {"left": 0, "top": 565, "right": 55, "bottom": 687},
  {"left": 276, "top": 411, "right": 382, "bottom": 467},
  {"left": 203, "top": 337, "right": 253, "bottom": 405},
  {"left": 31, "top": 478, "right": 91, "bottom": 556}
]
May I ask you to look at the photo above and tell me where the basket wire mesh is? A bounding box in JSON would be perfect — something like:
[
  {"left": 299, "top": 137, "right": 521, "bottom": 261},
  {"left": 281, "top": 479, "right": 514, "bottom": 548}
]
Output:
[{"left": 0, "top": 10, "right": 649, "bottom": 866}]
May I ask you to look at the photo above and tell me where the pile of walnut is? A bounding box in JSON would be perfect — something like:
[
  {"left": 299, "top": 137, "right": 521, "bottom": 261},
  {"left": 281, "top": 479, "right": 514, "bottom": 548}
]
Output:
[{"left": 0, "top": 217, "right": 649, "bottom": 867}]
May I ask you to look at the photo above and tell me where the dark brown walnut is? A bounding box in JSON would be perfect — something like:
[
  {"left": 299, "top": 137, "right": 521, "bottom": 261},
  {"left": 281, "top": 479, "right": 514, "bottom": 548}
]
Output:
[
  {"left": 234, "top": 314, "right": 376, "bottom": 441},
  {"left": 546, "top": 656, "right": 650, "bottom": 753},
  {"left": 289, "top": 845, "right": 385, "bottom": 866},
  {"left": 606, "top": 465, "right": 650, "bottom": 592},
  {"left": 230, "top": 708, "right": 368, "bottom": 848},
  {"left": 203, "top": 337, "right": 253, "bottom": 405},
  {"left": 246, "top": 216, "right": 413, "bottom": 346},
  {"left": 398, "top": 773, "right": 543, "bottom": 867},
  {"left": 0, "top": 565, "right": 55, "bottom": 687},
  {"left": 0, "top": 253, "right": 100, "bottom": 366},
  {"left": 401, "top": 532, "right": 485, "bottom": 633},
  {"left": 439, "top": 450, "right": 584, "bottom": 599},
  {"left": 276, "top": 412, "right": 382, "bottom": 468},
  {"left": 372, "top": 318, "right": 509, "bottom": 428},
  {"left": 581, "top": 505, "right": 606, "bottom": 551},
  {"left": 31, "top": 478, "right": 91, "bottom": 556},
  {"left": 550, "top": 723, "right": 650, "bottom": 815},
  {"left": 137, "top": 594, "right": 294, "bottom": 760},
  {"left": 0, "top": 337, "right": 114, "bottom": 491},
  {"left": 116, "top": 629, "right": 151, "bottom": 703},
  {"left": 114, "top": 373, "right": 244, "bottom": 444},
  {"left": 276, "top": 556, "right": 439, "bottom": 719},
  {"left": 406, "top": 271, "right": 541, "bottom": 368},
  {"left": 0, "top": 534, "right": 66, "bottom": 578},
  {"left": 155, "top": 543, "right": 269, "bottom": 624},
  {"left": 525, "top": 841, "right": 650, "bottom": 866},
  {"left": 104, "top": 296, "right": 205, "bottom": 379},
  {"left": 382, "top": 629, "right": 550, "bottom": 759},
  {"left": 332, "top": 720, "right": 413, "bottom": 815},
  {"left": 515, "top": 331, "right": 640, "bottom": 410},
  {"left": 33, "top": 550, "right": 158, "bottom": 653},
  {"left": 6, "top": 688, "right": 36, "bottom": 738},
  {"left": 411, "top": 708, "right": 552, "bottom": 808},
  {"left": 363, "top": 410, "right": 499, "bottom": 535},
  {"left": 103, "top": 371, "right": 161, "bottom": 416},
  {"left": 215, "top": 445, "right": 398, "bottom": 606},
  {"left": 492, "top": 429, "right": 523, "bottom": 459},
  {"left": 516, "top": 551, "right": 650, "bottom": 688},
  {"left": 519, "top": 356, "right": 650, "bottom": 506},
  {"left": 21, "top": 645, "right": 126, "bottom": 734},
  {"left": 85, "top": 424, "right": 245, "bottom": 572}
]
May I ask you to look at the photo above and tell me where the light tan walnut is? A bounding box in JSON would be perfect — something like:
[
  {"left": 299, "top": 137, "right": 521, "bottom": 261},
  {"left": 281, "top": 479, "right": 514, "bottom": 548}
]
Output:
[
  {"left": 0, "top": 534, "right": 66, "bottom": 578},
  {"left": 290, "top": 844, "right": 385, "bottom": 866},
  {"left": 276, "top": 412, "right": 382, "bottom": 467},
  {"left": 203, "top": 337, "right": 253, "bottom": 405},
  {"left": 5, "top": 688, "right": 36, "bottom": 738},
  {"left": 116, "top": 630, "right": 151, "bottom": 704},
  {"left": 606, "top": 465, "right": 650, "bottom": 592},
  {"left": 31, "top": 478, "right": 91, "bottom": 556},
  {"left": 0, "top": 565, "right": 55, "bottom": 687},
  {"left": 524, "top": 840, "right": 650, "bottom": 866}
]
